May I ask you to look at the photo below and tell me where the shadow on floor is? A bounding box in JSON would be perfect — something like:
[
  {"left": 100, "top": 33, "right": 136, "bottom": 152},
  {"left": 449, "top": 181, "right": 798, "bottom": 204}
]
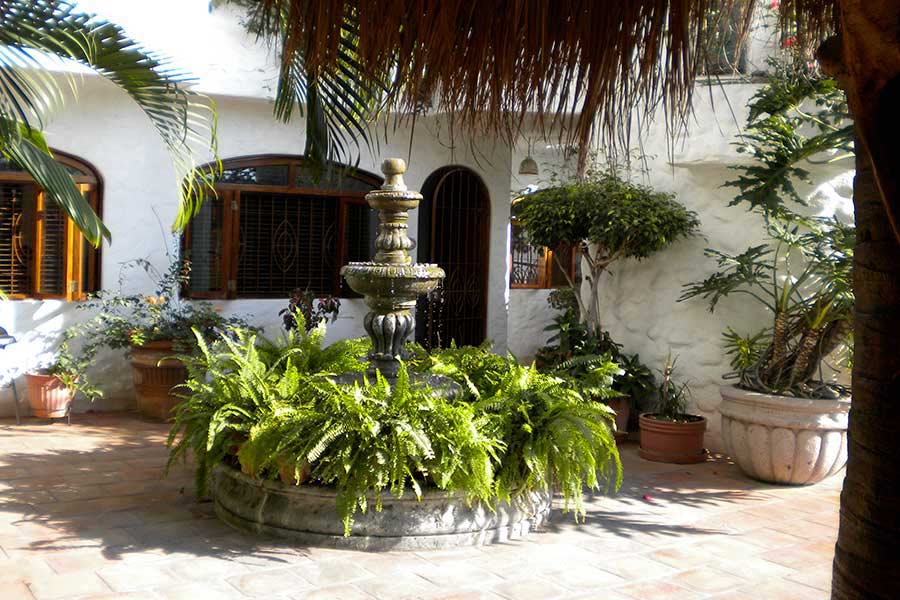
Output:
[{"left": 0, "top": 415, "right": 305, "bottom": 564}]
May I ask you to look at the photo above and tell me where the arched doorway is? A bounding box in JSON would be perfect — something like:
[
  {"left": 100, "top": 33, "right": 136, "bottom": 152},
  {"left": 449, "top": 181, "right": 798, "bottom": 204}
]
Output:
[{"left": 416, "top": 166, "right": 490, "bottom": 348}]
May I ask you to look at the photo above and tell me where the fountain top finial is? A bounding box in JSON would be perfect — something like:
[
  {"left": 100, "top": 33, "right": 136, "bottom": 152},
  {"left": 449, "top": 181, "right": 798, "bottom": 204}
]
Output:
[{"left": 381, "top": 158, "right": 408, "bottom": 191}]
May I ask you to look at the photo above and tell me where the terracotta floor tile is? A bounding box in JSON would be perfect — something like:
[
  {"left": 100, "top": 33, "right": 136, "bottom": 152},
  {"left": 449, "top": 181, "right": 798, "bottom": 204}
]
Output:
[
  {"left": 226, "top": 567, "right": 311, "bottom": 597},
  {"left": 292, "top": 584, "right": 375, "bottom": 600},
  {"left": 0, "top": 415, "right": 843, "bottom": 599},
  {"left": 615, "top": 578, "right": 705, "bottom": 599},
  {"left": 491, "top": 577, "right": 568, "bottom": 600},
  {"left": 27, "top": 571, "right": 110, "bottom": 600},
  {"left": 669, "top": 566, "right": 748, "bottom": 593}
]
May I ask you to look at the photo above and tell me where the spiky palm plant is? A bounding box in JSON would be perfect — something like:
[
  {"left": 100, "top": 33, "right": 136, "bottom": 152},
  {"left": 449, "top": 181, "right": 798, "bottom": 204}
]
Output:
[
  {"left": 224, "top": 0, "right": 389, "bottom": 168},
  {"left": 0, "top": 0, "right": 220, "bottom": 244}
]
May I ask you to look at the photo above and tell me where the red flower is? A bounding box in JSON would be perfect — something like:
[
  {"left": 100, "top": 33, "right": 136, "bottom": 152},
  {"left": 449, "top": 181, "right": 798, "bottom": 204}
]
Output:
[
  {"left": 783, "top": 36, "right": 797, "bottom": 48},
  {"left": 770, "top": 1, "right": 779, "bottom": 9}
]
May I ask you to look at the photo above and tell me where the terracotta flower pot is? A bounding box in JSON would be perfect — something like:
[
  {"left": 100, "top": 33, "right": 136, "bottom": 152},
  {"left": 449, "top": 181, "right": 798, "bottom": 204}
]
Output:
[
  {"left": 638, "top": 413, "right": 707, "bottom": 464},
  {"left": 24, "top": 372, "right": 73, "bottom": 419},
  {"left": 605, "top": 395, "right": 631, "bottom": 443},
  {"left": 129, "top": 341, "right": 188, "bottom": 421}
]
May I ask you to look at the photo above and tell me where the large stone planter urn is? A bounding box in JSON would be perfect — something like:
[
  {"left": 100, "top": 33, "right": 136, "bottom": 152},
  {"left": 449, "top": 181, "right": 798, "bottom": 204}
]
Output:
[
  {"left": 719, "top": 385, "right": 850, "bottom": 485},
  {"left": 212, "top": 464, "right": 551, "bottom": 551},
  {"left": 129, "top": 341, "right": 187, "bottom": 421}
]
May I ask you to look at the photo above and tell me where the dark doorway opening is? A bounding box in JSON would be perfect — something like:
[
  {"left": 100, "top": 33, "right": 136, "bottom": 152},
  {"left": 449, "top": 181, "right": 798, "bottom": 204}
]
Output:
[{"left": 416, "top": 166, "right": 490, "bottom": 348}]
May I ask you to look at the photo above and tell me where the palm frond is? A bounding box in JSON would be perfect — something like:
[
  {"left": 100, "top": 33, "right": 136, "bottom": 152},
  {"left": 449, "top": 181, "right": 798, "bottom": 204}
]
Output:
[{"left": 0, "top": 0, "right": 220, "bottom": 238}]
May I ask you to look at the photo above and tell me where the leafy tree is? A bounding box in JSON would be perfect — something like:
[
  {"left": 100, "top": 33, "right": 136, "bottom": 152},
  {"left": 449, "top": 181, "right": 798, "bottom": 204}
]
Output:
[
  {"left": 514, "top": 169, "right": 699, "bottom": 335},
  {"left": 0, "top": 0, "right": 220, "bottom": 243}
]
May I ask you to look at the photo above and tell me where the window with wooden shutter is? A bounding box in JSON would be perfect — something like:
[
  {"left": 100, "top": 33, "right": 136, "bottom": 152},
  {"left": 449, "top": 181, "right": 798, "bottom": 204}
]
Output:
[
  {"left": 182, "top": 156, "right": 381, "bottom": 299},
  {"left": 0, "top": 153, "right": 101, "bottom": 301}
]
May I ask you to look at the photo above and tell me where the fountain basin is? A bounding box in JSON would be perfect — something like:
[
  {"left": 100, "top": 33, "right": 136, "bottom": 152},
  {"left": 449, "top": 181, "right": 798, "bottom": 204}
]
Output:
[
  {"left": 212, "top": 463, "right": 551, "bottom": 550},
  {"left": 341, "top": 262, "right": 445, "bottom": 304}
]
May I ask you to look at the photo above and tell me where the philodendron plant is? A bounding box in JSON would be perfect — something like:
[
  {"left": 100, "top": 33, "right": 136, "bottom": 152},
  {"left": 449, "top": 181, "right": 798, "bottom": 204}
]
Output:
[
  {"left": 680, "top": 57, "right": 854, "bottom": 400},
  {"left": 680, "top": 218, "right": 853, "bottom": 399}
]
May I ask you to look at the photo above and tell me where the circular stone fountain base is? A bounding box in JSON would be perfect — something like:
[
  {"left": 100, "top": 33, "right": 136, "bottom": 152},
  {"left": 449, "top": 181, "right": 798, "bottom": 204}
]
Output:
[{"left": 212, "top": 464, "right": 551, "bottom": 551}]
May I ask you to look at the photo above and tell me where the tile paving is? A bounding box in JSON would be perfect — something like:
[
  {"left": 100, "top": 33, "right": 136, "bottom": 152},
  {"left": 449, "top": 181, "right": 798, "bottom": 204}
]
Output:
[{"left": 0, "top": 414, "right": 841, "bottom": 599}]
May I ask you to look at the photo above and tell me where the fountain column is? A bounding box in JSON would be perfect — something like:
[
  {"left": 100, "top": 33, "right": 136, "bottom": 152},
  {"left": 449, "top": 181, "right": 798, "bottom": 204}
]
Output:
[{"left": 341, "top": 159, "right": 445, "bottom": 379}]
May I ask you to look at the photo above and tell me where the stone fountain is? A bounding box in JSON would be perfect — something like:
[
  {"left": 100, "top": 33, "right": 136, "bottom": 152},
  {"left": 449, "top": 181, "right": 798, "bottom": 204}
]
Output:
[
  {"left": 340, "top": 158, "right": 446, "bottom": 382},
  {"left": 212, "top": 158, "right": 552, "bottom": 549}
]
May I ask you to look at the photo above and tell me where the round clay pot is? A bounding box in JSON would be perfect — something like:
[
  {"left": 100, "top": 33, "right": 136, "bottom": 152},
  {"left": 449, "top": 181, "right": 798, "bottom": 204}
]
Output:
[
  {"left": 639, "top": 413, "right": 707, "bottom": 464},
  {"left": 129, "top": 341, "right": 188, "bottom": 421},
  {"left": 605, "top": 395, "right": 631, "bottom": 443},
  {"left": 24, "top": 372, "right": 73, "bottom": 418},
  {"left": 719, "top": 385, "right": 849, "bottom": 485}
]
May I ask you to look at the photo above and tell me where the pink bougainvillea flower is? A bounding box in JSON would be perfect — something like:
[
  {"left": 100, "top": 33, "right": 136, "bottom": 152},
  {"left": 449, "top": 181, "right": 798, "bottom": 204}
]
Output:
[
  {"left": 642, "top": 494, "right": 654, "bottom": 501},
  {"left": 783, "top": 36, "right": 797, "bottom": 48},
  {"left": 770, "top": 0, "right": 779, "bottom": 9}
]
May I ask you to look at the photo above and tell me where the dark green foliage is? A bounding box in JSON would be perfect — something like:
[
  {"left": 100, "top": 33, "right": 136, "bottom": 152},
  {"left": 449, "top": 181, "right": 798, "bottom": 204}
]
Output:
[
  {"left": 535, "top": 305, "right": 655, "bottom": 408},
  {"left": 168, "top": 323, "right": 622, "bottom": 535},
  {"left": 727, "top": 58, "right": 852, "bottom": 220},
  {"left": 516, "top": 171, "right": 700, "bottom": 261},
  {"left": 515, "top": 168, "right": 699, "bottom": 336},
  {"left": 682, "top": 59, "right": 854, "bottom": 399}
]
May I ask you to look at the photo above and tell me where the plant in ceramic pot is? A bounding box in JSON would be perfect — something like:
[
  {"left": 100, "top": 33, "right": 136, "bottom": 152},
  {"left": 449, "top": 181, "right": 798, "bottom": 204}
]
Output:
[
  {"left": 680, "top": 218, "right": 853, "bottom": 483},
  {"left": 639, "top": 356, "right": 707, "bottom": 464},
  {"left": 536, "top": 291, "right": 655, "bottom": 441},
  {"left": 680, "top": 61, "right": 854, "bottom": 484},
  {"left": 68, "top": 253, "right": 251, "bottom": 420},
  {"left": 517, "top": 170, "right": 697, "bottom": 438},
  {"left": 24, "top": 338, "right": 100, "bottom": 419}
]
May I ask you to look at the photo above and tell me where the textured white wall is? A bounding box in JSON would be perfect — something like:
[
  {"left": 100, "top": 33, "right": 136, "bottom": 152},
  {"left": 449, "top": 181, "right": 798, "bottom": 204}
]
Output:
[
  {"left": 0, "top": 77, "right": 512, "bottom": 416},
  {"left": 505, "top": 82, "right": 855, "bottom": 451}
]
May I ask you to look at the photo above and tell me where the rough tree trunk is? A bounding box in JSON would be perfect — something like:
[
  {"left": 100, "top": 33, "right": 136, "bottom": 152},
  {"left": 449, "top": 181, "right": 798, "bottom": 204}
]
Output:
[{"left": 820, "top": 3, "right": 900, "bottom": 596}]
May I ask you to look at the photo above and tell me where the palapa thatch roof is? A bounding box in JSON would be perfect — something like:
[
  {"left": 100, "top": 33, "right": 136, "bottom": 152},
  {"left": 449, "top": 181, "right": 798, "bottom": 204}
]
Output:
[{"left": 253, "top": 0, "right": 838, "bottom": 150}]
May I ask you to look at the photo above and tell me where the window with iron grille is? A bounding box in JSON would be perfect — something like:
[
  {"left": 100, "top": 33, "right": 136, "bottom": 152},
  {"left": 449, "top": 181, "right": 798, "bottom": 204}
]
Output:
[
  {"left": 510, "top": 213, "right": 577, "bottom": 290},
  {"left": 182, "top": 156, "right": 380, "bottom": 299},
  {"left": 0, "top": 153, "right": 101, "bottom": 300}
]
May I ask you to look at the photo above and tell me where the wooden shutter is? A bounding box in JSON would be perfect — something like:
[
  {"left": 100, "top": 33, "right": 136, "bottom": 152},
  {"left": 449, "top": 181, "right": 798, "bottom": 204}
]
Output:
[
  {"left": 184, "top": 193, "right": 228, "bottom": 298},
  {"left": 34, "top": 191, "right": 69, "bottom": 298},
  {"left": 0, "top": 183, "right": 33, "bottom": 297}
]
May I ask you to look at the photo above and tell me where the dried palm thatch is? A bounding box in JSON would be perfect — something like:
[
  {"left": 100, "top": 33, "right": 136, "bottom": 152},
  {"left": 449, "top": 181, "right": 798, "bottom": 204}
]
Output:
[{"left": 248, "top": 0, "right": 839, "bottom": 152}]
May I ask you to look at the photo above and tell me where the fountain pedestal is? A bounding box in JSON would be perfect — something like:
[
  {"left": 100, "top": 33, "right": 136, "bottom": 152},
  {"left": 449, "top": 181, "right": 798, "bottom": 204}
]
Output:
[{"left": 340, "top": 158, "right": 444, "bottom": 380}]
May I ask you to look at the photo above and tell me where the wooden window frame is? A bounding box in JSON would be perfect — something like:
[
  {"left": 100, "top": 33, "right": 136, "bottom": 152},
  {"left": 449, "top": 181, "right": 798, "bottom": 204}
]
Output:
[
  {"left": 182, "top": 156, "right": 381, "bottom": 300},
  {"left": 0, "top": 152, "right": 102, "bottom": 301}
]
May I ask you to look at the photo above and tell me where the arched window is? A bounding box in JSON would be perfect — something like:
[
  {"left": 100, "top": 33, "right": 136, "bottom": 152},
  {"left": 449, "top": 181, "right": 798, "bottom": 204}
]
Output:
[
  {"left": 0, "top": 152, "right": 102, "bottom": 300},
  {"left": 182, "top": 156, "right": 381, "bottom": 299}
]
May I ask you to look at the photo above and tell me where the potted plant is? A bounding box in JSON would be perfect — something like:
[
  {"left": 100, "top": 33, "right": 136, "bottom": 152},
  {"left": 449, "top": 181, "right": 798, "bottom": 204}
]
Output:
[
  {"left": 167, "top": 321, "right": 623, "bottom": 545},
  {"left": 24, "top": 339, "right": 100, "bottom": 419},
  {"left": 680, "top": 219, "right": 852, "bottom": 483},
  {"left": 638, "top": 356, "right": 707, "bottom": 463},
  {"left": 537, "top": 290, "right": 655, "bottom": 441},
  {"left": 68, "top": 253, "right": 251, "bottom": 420},
  {"left": 680, "top": 63, "right": 854, "bottom": 485},
  {"left": 516, "top": 169, "right": 698, "bottom": 438}
]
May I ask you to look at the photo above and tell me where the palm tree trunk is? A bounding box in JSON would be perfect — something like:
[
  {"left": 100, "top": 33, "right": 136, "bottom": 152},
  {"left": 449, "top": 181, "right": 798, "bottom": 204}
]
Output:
[{"left": 832, "top": 143, "right": 900, "bottom": 598}]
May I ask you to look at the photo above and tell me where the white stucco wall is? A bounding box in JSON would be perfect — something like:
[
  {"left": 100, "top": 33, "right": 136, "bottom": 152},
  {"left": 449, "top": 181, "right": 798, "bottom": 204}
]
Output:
[
  {"left": 505, "top": 82, "right": 855, "bottom": 451},
  {"left": 0, "top": 75, "right": 512, "bottom": 416}
]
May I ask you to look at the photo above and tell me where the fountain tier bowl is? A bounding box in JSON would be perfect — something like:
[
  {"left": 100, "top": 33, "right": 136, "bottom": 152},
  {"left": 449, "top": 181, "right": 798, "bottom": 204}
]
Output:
[{"left": 341, "top": 262, "right": 445, "bottom": 301}]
